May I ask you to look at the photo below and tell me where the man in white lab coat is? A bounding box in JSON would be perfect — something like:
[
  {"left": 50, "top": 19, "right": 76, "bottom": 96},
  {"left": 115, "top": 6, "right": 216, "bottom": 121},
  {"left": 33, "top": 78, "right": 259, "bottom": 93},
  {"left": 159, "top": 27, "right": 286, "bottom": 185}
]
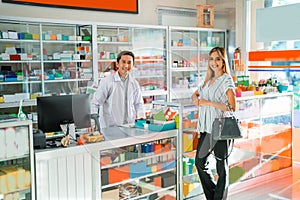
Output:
[{"left": 91, "top": 51, "right": 144, "bottom": 128}]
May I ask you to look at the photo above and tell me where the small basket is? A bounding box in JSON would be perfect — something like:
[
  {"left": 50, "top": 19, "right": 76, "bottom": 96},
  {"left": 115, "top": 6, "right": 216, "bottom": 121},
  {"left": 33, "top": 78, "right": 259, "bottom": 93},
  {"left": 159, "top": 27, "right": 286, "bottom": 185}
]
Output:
[{"left": 83, "top": 133, "right": 104, "bottom": 143}]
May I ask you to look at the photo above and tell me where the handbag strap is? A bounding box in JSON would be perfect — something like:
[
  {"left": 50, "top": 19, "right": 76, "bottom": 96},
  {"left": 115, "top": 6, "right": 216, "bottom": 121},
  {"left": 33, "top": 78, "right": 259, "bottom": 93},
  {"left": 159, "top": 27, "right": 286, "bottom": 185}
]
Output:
[
  {"left": 219, "top": 104, "right": 234, "bottom": 118},
  {"left": 209, "top": 104, "right": 236, "bottom": 160},
  {"left": 209, "top": 138, "right": 235, "bottom": 161}
]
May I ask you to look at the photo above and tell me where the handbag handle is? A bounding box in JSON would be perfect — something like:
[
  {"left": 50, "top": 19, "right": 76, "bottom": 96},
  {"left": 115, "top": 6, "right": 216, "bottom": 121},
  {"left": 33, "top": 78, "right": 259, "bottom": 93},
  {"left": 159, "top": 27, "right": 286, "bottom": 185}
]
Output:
[{"left": 219, "top": 104, "right": 234, "bottom": 118}]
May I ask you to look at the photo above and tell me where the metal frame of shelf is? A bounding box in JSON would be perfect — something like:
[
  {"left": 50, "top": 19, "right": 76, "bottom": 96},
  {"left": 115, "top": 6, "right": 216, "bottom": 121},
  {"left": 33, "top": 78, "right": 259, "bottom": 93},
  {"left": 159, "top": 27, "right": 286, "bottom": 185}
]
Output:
[{"left": 167, "top": 26, "right": 227, "bottom": 102}]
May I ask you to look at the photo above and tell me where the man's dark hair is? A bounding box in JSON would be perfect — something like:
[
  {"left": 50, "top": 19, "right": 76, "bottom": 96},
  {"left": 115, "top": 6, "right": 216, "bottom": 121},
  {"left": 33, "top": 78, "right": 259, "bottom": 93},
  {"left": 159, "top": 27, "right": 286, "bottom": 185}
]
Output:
[{"left": 117, "top": 50, "right": 135, "bottom": 64}]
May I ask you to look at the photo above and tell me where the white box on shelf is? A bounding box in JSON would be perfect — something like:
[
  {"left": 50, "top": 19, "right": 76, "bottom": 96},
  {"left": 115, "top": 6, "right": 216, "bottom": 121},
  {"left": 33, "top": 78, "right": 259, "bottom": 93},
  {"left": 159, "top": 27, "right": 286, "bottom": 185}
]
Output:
[
  {"left": 56, "top": 34, "right": 62, "bottom": 40},
  {"left": 15, "top": 127, "right": 29, "bottom": 156},
  {"left": 2, "top": 32, "right": 8, "bottom": 39},
  {"left": 0, "top": 128, "right": 6, "bottom": 159},
  {"left": 3, "top": 95, "right": 15, "bottom": 103},
  {"left": 8, "top": 31, "right": 18, "bottom": 39},
  {"left": 73, "top": 54, "right": 81, "bottom": 60},
  {"left": 19, "top": 53, "right": 28, "bottom": 60},
  {"left": 1, "top": 53, "right": 10, "bottom": 61},
  {"left": 53, "top": 53, "right": 61, "bottom": 60},
  {"left": 45, "top": 34, "right": 51, "bottom": 40},
  {"left": 5, "top": 127, "right": 17, "bottom": 158},
  {"left": 69, "top": 35, "right": 75, "bottom": 41}
]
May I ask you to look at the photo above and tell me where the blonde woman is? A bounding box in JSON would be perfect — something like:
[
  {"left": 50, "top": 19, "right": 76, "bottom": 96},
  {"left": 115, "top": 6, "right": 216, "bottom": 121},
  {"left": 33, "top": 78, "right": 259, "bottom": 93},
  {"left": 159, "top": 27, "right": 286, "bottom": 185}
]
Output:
[{"left": 192, "top": 47, "right": 236, "bottom": 200}]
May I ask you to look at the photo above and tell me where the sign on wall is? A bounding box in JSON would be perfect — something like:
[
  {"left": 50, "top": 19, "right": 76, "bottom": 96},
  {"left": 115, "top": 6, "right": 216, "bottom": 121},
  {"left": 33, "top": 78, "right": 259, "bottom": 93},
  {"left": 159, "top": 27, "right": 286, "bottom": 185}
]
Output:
[
  {"left": 256, "top": 3, "right": 300, "bottom": 42},
  {"left": 2, "top": 0, "right": 139, "bottom": 13}
]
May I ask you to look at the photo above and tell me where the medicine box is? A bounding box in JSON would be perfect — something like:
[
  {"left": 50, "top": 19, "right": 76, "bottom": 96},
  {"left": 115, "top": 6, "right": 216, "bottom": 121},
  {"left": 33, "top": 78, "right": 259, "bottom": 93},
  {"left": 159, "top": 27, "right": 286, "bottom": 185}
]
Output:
[{"left": 148, "top": 122, "right": 176, "bottom": 132}]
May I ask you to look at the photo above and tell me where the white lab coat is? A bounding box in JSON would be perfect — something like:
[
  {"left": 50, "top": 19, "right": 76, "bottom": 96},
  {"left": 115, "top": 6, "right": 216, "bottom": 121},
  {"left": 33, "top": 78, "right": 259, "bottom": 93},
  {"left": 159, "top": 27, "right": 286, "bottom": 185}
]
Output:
[{"left": 91, "top": 73, "right": 144, "bottom": 128}]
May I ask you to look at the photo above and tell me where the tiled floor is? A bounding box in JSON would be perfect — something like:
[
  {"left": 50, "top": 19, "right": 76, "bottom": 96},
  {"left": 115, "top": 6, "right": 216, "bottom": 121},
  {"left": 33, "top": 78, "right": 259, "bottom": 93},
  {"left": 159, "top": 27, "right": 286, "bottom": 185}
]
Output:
[{"left": 187, "top": 164, "right": 300, "bottom": 200}]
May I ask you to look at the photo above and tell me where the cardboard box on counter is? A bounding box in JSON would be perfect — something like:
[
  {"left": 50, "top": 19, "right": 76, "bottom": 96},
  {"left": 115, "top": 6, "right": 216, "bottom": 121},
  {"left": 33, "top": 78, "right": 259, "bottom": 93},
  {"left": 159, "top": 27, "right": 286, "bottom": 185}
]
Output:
[{"left": 102, "top": 188, "right": 119, "bottom": 200}]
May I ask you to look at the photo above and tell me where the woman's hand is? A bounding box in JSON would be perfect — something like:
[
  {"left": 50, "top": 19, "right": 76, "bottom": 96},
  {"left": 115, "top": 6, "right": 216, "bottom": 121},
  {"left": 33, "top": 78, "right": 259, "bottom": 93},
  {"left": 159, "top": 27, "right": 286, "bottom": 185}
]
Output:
[
  {"left": 192, "top": 90, "right": 200, "bottom": 106},
  {"left": 194, "top": 98, "right": 211, "bottom": 107},
  {"left": 87, "top": 125, "right": 96, "bottom": 133}
]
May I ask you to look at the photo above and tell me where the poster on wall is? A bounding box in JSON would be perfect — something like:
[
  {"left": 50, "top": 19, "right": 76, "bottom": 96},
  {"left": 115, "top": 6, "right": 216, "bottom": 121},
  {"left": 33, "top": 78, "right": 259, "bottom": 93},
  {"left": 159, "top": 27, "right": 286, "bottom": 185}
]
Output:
[{"left": 2, "top": 0, "right": 138, "bottom": 13}]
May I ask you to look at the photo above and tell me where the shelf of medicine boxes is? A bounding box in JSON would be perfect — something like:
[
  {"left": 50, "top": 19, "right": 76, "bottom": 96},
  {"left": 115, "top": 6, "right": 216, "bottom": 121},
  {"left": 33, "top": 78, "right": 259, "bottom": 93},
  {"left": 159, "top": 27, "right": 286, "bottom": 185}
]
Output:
[
  {"left": 0, "top": 17, "right": 92, "bottom": 110},
  {"left": 167, "top": 26, "right": 226, "bottom": 102},
  {"left": 247, "top": 49, "right": 300, "bottom": 127},
  {"left": 178, "top": 103, "right": 202, "bottom": 199},
  {"left": 96, "top": 24, "right": 168, "bottom": 99},
  {"left": 100, "top": 136, "right": 178, "bottom": 199},
  {"left": 151, "top": 101, "right": 201, "bottom": 199},
  {"left": 0, "top": 119, "right": 35, "bottom": 200},
  {"left": 228, "top": 93, "right": 293, "bottom": 183}
]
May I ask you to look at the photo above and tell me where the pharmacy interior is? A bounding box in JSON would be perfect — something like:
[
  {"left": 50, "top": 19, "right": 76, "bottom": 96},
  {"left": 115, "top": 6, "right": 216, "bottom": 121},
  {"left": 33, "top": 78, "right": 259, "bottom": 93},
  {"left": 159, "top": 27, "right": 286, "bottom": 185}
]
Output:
[{"left": 0, "top": 1, "right": 300, "bottom": 200}]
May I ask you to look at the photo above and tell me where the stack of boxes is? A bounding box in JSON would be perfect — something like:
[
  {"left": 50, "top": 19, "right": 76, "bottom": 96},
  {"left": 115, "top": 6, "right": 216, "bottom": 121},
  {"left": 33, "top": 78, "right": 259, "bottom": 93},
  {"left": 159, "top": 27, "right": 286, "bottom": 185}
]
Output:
[{"left": 100, "top": 139, "right": 176, "bottom": 198}]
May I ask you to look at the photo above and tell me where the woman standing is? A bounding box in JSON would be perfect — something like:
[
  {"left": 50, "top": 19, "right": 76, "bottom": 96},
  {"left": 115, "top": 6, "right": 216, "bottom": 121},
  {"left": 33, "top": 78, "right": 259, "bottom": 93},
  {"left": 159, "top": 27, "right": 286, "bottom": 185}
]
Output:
[{"left": 192, "top": 47, "right": 236, "bottom": 199}]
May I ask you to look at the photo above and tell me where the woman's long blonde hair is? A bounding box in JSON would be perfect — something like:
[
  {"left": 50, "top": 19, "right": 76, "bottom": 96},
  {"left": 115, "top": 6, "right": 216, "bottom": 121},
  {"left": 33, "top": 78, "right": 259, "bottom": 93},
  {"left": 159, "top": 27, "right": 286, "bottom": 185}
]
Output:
[{"left": 202, "top": 47, "right": 231, "bottom": 87}]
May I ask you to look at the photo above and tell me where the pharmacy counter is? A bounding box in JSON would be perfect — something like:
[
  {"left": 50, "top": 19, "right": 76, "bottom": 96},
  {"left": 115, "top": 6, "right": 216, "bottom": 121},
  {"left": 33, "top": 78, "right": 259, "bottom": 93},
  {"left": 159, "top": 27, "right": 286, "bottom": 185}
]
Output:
[{"left": 35, "top": 126, "right": 179, "bottom": 200}]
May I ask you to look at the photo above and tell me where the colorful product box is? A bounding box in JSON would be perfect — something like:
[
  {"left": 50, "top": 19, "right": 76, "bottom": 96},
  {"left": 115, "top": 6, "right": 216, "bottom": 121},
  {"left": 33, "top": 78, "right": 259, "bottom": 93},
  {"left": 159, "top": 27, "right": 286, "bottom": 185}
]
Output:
[
  {"left": 62, "top": 35, "right": 69, "bottom": 41},
  {"left": 108, "top": 165, "right": 130, "bottom": 184},
  {"left": 24, "top": 33, "right": 32, "bottom": 40},
  {"left": 32, "top": 33, "right": 40, "bottom": 40},
  {"left": 129, "top": 161, "right": 152, "bottom": 178},
  {"left": 17, "top": 32, "right": 25, "bottom": 39}
]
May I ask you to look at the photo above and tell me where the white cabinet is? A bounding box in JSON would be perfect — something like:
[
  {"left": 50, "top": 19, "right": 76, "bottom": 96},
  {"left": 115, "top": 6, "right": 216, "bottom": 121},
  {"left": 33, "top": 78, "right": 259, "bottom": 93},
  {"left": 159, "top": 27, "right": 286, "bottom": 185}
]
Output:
[
  {"left": 35, "top": 127, "right": 179, "bottom": 200},
  {"left": 0, "top": 120, "right": 35, "bottom": 200},
  {"left": 168, "top": 26, "right": 226, "bottom": 103}
]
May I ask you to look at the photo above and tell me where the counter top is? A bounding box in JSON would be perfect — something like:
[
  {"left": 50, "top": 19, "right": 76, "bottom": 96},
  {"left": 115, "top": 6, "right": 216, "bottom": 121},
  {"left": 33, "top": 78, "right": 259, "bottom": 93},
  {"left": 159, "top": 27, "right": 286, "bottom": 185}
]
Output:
[
  {"left": 35, "top": 126, "right": 178, "bottom": 159},
  {"left": 236, "top": 92, "right": 293, "bottom": 101}
]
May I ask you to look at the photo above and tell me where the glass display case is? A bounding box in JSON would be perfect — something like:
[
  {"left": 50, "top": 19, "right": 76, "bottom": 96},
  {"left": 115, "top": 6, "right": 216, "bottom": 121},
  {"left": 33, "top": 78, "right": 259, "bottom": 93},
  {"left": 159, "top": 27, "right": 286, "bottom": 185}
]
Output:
[
  {"left": 100, "top": 131, "right": 177, "bottom": 199},
  {"left": 168, "top": 26, "right": 226, "bottom": 103},
  {"left": 229, "top": 93, "right": 293, "bottom": 184},
  {"left": 0, "top": 120, "right": 35, "bottom": 200},
  {"left": 152, "top": 101, "right": 201, "bottom": 199}
]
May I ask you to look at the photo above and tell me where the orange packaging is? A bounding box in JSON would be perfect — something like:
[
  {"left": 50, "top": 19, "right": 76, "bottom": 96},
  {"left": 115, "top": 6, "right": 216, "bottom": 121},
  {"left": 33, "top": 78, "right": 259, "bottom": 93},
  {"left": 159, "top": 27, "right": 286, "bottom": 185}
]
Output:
[
  {"left": 154, "top": 176, "right": 161, "bottom": 187},
  {"left": 154, "top": 143, "right": 162, "bottom": 153},
  {"left": 108, "top": 166, "right": 130, "bottom": 184},
  {"left": 161, "top": 194, "right": 176, "bottom": 200},
  {"left": 50, "top": 34, "right": 57, "bottom": 40},
  {"left": 100, "top": 156, "right": 112, "bottom": 167}
]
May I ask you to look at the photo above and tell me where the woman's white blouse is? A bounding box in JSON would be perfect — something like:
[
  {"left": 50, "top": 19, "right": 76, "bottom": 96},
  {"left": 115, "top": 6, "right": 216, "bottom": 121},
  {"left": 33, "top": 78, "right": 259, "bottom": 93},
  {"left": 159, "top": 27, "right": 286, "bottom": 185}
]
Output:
[{"left": 197, "top": 73, "right": 235, "bottom": 134}]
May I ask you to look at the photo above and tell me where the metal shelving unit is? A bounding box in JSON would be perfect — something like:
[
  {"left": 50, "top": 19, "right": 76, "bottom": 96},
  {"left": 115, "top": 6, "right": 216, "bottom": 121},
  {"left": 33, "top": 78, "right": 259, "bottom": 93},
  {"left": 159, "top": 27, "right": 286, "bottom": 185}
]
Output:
[{"left": 167, "top": 26, "right": 227, "bottom": 103}]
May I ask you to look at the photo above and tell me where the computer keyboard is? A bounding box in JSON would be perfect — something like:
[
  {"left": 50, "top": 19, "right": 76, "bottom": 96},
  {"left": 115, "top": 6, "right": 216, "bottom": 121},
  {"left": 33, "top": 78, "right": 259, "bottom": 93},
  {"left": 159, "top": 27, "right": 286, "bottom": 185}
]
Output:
[{"left": 0, "top": 115, "right": 18, "bottom": 121}]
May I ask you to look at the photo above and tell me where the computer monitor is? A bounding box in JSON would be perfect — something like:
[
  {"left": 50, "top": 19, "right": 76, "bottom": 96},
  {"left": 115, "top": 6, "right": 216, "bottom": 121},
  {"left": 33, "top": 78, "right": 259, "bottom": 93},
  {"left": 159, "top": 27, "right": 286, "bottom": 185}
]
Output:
[{"left": 37, "top": 94, "right": 91, "bottom": 135}]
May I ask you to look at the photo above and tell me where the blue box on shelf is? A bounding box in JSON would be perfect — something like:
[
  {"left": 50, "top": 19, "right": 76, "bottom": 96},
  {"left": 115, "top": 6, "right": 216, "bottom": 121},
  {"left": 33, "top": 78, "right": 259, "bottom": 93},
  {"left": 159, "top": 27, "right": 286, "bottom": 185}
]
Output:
[
  {"left": 134, "top": 119, "right": 146, "bottom": 129},
  {"left": 129, "top": 161, "right": 151, "bottom": 178},
  {"left": 4, "top": 74, "right": 17, "bottom": 82},
  {"left": 162, "top": 160, "right": 176, "bottom": 170},
  {"left": 148, "top": 122, "right": 176, "bottom": 132},
  {"left": 17, "top": 32, "right": 25, "bottom": 40}
]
